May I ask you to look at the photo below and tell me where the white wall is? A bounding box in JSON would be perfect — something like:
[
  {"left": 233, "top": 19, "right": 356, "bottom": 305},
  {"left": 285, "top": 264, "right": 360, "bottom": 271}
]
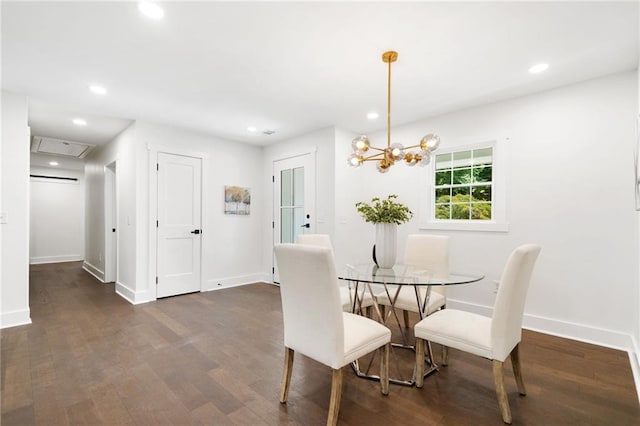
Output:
[
  {"left": 262, "top": 127, "right": 336, "bottom": 276},
  {"left": 84, "top": 122, "right": 137, "bottom": 287},
  {"left": 335, "top": 71, "right": 638, "bottom": 350},
  {"left": 29, "top": 166, "right": 85, "bottom": 264},
  {"left": 84, "top": 120, "right": 265, "bottom": 303},
  {"left": 1, "top": 91, "right": 31, "bottom": 328},
  {"left": 137, "top": 120, "right": 265, "bottom": 302},
  {"left": 634, "top": 20, "right": 640, "bottom": 385}
]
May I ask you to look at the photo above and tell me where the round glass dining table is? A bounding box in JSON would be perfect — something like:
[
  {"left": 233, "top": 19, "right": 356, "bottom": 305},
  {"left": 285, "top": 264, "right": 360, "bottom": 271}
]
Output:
[{"left": 339, "top": 263, "right": 484, "bottom": 386}]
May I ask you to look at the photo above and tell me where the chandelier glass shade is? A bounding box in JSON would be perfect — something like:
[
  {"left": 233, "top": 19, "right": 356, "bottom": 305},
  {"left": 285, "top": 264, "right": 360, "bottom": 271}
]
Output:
[{"left": 348, "top": 51, "right": 440, "bottom": 173}]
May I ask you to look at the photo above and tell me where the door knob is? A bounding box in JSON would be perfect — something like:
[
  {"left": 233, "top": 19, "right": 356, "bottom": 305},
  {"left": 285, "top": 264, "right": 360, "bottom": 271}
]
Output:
[
  {"left": 300, "top": 223, "right": 310, "bottom": 228},
  {"left": 190, "top": 229, "right": 201, "bottom": 234}
]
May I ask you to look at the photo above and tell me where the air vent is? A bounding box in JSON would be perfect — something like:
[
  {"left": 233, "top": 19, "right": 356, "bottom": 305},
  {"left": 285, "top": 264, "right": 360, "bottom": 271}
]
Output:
[{"left": 31, "top": 136, "right": 95, "bottom": 159}]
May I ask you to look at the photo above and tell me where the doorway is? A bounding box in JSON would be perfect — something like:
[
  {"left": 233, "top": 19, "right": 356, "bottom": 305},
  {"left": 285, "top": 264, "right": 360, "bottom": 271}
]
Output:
[{"left": 273, "top": 152, "right": 315, "bottom": 282}]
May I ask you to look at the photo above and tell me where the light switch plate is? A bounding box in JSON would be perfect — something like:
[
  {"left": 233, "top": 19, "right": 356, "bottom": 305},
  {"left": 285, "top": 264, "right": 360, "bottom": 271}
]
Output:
[{"left": 0, "top": 212, "right": 7, "bottom": 224}]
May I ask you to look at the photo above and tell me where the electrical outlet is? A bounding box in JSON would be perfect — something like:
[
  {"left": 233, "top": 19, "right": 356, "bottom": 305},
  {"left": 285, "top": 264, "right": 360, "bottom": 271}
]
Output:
[
  {"left": 0, "top": 212, "right": 7, "bottom": 224},
  {"left": 493, "top": 279, "right": 500, "bottom": 294}
]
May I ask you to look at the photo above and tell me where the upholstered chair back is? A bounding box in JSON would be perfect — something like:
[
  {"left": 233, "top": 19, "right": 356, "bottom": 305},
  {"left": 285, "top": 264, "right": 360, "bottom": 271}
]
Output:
[
  {"left": 296, "top": 234, "right": 333, "bottom": 251},
  {"left": 491, "top": 244, "right": 541, "bottom": 360},
  {"left": 404, "top": 234, "right": 450, "bottom": 296},
  {"left": 274, "top": 244, "right": 344, "bottom": 369}
]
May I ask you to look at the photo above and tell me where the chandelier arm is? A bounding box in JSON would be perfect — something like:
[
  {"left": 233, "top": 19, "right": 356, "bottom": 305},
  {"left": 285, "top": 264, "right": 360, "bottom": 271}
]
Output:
[
  {"left": 403, "top": 143, "right": 423, "bottom": 150},
  {"left": 360, "top": 152, "right": 385, "bottom": 162},
  {"left": 368, "top": 146, "right": 386, "bottom": 152}
]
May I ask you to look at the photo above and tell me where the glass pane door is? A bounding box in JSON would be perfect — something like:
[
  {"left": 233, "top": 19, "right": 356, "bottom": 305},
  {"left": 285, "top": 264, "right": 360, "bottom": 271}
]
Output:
[{"left": 280, "top": 167, "right": 304, "bottom": 243}]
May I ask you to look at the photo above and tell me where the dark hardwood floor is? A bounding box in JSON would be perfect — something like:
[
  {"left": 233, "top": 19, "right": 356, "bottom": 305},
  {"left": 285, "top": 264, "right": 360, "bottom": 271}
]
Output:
[{"left": 1, "top": 262, "right": 639, "bottom": 425}]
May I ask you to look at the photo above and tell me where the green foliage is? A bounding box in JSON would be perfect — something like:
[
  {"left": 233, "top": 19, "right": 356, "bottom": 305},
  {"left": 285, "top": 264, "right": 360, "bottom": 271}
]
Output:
[
  {"left": 434, "top": 193, "right": 492, "bottom": 220},
  {"left": 355, "top": 194, "right": 413, "bottom": 225}
]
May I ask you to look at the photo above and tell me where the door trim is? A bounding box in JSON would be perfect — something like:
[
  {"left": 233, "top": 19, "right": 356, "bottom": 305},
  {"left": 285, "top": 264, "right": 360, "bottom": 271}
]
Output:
[
  {"left": 104, "top": 160, "right": 118, "bottom": 283},
  {"left": 148, "top": 143, "right": 209, "bottom": 301}
]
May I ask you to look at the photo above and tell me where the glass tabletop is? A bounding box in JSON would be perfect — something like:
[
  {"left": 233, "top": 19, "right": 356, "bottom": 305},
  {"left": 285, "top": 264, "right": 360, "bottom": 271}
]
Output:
[{"left": 340, "top": 263, "right": 484, "bottom": 286}]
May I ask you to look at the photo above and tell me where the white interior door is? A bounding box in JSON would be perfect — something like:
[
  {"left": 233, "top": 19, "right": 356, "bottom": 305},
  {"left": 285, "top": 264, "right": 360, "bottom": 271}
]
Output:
[
  {"left": 157, "top": 152, "right": 202, "bottom": 298},
  {"left": 273, "top": 153, "right": 315, "bottom": 282}
]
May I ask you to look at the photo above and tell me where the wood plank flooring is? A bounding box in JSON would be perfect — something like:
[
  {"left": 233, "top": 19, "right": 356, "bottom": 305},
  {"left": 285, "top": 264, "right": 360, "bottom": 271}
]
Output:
[{"left": 1, "top": 261, "right": 639, "bottom": 425}]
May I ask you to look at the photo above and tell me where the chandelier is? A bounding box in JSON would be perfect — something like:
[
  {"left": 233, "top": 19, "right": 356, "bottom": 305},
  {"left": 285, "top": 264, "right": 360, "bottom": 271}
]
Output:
[{"left": 348, "top": 51, "right": 440, "bottom": 173}]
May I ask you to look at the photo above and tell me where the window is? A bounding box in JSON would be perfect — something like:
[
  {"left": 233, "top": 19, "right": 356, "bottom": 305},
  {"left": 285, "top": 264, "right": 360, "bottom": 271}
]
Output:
[
  {"left": 421, "top": 139, "right": 507, "bottom": 232},
  {"left": 434, "top": 147, "right": 493, "bottom": 220}
]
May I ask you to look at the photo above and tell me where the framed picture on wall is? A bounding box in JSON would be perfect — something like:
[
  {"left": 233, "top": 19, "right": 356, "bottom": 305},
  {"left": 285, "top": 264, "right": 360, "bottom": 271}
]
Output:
[{"left": 224, "top": 185, "right": 251, "bottom": 215}]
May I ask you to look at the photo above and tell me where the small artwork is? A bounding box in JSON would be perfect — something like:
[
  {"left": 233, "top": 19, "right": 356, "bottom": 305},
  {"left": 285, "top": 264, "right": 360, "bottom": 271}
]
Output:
[{"left": 224, "top": 185, "right": 251, "bottom": 215}]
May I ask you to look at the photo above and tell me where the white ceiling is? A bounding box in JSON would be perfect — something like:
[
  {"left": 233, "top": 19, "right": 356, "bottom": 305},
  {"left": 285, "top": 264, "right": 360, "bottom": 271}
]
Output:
[{"left": 2, "top": 2, "right": 638, "bottom": 147}]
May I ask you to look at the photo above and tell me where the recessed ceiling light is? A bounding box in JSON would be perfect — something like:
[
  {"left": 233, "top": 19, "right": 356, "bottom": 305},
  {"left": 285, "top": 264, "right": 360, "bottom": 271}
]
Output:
[
  {"left": 247, "top": 126, "right": 257, "bottom": 132},
  {"left": 528, "top": 63, "right": 549, "bottom": 74},
  {"left": 72, "top": 118, "right": 87, "bottom": 126},
  {"left": 138, "top": 2, "right": 164, "bottom": 20},
  {"left": 367, "top": 112, "right": 379, "bottom": 120},
  {"left": 89, "top": 85, "right": 107, "bottom": 95},
  {"left": 49, "top": 161, "right": 59, "bottom": 166}
]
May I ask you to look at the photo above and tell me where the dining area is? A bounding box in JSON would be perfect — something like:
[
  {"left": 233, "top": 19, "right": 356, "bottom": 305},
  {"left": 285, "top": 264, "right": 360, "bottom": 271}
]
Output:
[{"left": 274, "top": 229, "right": 541, "bottom": 425}]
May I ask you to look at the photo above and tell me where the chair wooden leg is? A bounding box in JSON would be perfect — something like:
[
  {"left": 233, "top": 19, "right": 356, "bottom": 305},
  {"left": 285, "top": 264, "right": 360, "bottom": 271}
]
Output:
[
  {"left": 510, "top": 344, "right": 526, "bottom": 395},
  {"left": 327, "top": 368, "right": 343, "bottom": 426},
  {"left": 441, "top": 345, "right": 449, "bottom": 366},
  {"left": 279, "top": 347, "right": 295, "bottom": 403},
  {"left": 380, "top": 343, "right": 390, "bottom": 395},
  {"left": 380, "top": 305, "right": 386, "bottom": 319},
  {"left": 365, "top": 306, "right": 372, "bottom": 318},
  {"left": 492, "top": 359, "right": 512, "bottom": 424},
  {"left": 403, "top": 309, "right": 410, "bottom": 328},
  {"left": 415, "top": 338, "right": 425, "bottom": 388}
]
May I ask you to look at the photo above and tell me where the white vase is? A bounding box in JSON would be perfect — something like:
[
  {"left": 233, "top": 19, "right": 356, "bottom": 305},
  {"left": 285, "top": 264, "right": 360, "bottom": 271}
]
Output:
[{"left": 375, "top": 223, "right": 397, "bottom": 268}]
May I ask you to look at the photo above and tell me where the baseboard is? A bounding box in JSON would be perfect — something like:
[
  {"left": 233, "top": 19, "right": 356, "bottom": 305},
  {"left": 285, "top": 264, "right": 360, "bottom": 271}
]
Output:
[
  {"left": 630, "top": 336, "right": 640, "bottom": 403},
  {"left": 448, "top": 298, "right": 634, "bottom": 351},
  {"left": 115, "top": 281, "right": 154, "bottom": 305},
  {"left": 82, "top": 261, "right": 105, "bottom": 283},
  {"left": 1, "top": 308, "right": 32, "bottom": 329},
  {"left": 30, "top": 254, "right": 83, "bottom": 265},
  {"left": 204, "top": 272, "right": 271, "bottom": 292}
]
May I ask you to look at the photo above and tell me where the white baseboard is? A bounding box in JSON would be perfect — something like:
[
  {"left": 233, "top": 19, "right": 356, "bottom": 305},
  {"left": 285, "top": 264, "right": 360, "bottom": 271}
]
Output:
[
  {"left": 447, "top": 298, "right": 634, "bottom": 351},
  {"left": 115, "top": 281, "right": 154, "bottom": 305},
  {"left": 1, "top": 308, "right": 32, "bottom": 329},
  {"left": 204, "top": 273, "right": 271, "bottom": 292},
  {"left": 30, "top": 254, "right": 83, "bottom": 265},
  {"left": 82, "top": 261, "right": 105, "bottom": 282}
]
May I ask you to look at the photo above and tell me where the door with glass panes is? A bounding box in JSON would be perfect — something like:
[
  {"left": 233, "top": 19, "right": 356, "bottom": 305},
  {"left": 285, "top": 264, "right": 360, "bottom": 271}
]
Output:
[{"left": 273, "top": 153, "right": 315, "bottom": 282}]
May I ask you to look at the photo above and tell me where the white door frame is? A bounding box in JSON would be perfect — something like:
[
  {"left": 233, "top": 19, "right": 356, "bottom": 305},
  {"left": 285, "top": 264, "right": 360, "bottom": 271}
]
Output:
[
  {"left": 104, "top": 161, "right": 118, "bottom": 284},
  {"left": 148, "top": 144, "right": 208, "bottom": 301},
  {"left": 272, "top": 148, "right": 317, "bottom": 281}
]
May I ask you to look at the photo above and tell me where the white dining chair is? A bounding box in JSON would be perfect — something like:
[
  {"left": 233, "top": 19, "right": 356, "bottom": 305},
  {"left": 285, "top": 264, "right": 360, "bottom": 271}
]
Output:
[
  {"left": 376, "top": 234, "right": 449, "bottom": 327},
  {"left": 296, "top": 234, "right": 375, "bottom": 314},
  {"left": 275, "top": 244, "right": 391, "bottom": 426},
  {"left": 414, "top": 244, "right": 541, "bottom": 424}
]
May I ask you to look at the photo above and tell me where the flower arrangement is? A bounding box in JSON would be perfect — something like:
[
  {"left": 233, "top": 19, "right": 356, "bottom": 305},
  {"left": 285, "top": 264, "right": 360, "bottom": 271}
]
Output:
[{"left": 355, "top": 194, "right": 413, "bottom": 225}]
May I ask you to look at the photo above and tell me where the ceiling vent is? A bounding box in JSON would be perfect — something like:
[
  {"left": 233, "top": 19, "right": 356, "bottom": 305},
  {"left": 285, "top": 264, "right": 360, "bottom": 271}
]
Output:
[{"left": 30, "top": 136, "right": 95, "bottom": 159}]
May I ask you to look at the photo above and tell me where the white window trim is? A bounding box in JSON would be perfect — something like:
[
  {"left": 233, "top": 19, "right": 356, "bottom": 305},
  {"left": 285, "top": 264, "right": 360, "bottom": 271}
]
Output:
[{"left": 419, "top": 138, "right": 508, "bottom": 232}]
